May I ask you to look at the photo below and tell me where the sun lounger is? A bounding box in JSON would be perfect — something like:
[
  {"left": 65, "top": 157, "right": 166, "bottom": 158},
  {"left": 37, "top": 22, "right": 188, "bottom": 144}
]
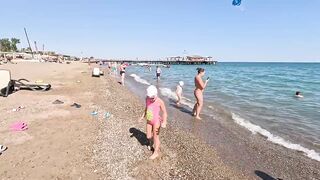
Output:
[
  {"left": 0, "top": 69, "right": 51, "bottom": 97},
  {"left": 14, "top": 79, "right": 51, "bottom": 91},
  {"left": 0, "top": 69, "right": 14, "bottom": 97}
]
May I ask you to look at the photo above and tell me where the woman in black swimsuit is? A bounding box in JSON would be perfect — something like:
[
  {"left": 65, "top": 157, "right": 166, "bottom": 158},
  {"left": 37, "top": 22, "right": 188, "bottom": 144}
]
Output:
[{"left": 120, "top": 62, "right": 126, "bottom": 85}]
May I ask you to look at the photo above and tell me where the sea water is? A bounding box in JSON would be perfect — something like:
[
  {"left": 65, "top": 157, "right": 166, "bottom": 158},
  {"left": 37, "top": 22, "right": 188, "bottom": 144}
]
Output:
[{"left": 126, "top": 62, "right": 320, "bottom": 161}]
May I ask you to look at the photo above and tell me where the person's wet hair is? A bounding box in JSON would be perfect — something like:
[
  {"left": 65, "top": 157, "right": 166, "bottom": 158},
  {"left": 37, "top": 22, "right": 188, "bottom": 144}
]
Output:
[
  {"left": 296, "top": 91, "right": 300, "bottom": 95},
  {"left": 196, "top": 68, "right": 205, "bottom": 74}
]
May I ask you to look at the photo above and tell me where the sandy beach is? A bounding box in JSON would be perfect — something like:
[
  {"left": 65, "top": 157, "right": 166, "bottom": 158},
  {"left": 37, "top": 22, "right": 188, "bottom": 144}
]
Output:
[
  {"left": 0, "top": 62, "right": 100, "bottom": 179},
  {"left": 0, "top": 62, "right": 244, "bottom": 179},
  {"left": 1, "top": 62, "right": 320, "bottom": 179}
]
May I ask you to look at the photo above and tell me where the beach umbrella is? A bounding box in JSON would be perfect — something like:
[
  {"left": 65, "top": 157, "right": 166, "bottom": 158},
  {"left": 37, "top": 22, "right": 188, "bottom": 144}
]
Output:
[{"left": 232, "top": 0, "right": 241, "bottom": 6}]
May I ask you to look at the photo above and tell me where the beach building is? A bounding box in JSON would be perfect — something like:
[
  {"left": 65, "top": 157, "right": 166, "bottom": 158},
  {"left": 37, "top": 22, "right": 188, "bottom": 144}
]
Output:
[{"left": 165, "top": 55, "right": 216, "bottom": 65}]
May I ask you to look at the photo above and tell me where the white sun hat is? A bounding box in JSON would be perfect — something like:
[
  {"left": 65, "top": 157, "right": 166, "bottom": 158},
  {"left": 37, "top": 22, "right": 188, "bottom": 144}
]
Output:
[
  {"left": 179, "top": 81, "right": 184, "bottom": 86},
  {"left": 146, "top": 85, "right": 158, "bottom": 97}
]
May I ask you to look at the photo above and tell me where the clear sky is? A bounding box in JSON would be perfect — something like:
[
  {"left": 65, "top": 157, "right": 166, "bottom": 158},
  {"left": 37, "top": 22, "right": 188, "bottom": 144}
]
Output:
[{"left": 1, "top": 0, "right": 320, "bottom": 61}]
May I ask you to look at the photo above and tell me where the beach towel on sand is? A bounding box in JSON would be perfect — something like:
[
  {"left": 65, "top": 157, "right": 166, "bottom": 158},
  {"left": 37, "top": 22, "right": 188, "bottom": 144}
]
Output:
[{"left": 10, "top": 122, "right": 28, "bottom": 131}]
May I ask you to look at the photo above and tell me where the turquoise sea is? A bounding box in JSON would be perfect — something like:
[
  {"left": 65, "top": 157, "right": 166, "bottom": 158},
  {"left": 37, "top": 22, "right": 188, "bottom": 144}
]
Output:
[{"left": 126, "top": 62, "right": 320, "bottom": 161}]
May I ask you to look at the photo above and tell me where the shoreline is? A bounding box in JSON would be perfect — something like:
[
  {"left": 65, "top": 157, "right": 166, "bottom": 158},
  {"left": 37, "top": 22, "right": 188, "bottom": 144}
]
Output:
[
  {"left": 125, "top": 71, "right": 320, "bottom": 179},
  {"left": 125, "top": 63, "right": 320, "bottom": 157}
]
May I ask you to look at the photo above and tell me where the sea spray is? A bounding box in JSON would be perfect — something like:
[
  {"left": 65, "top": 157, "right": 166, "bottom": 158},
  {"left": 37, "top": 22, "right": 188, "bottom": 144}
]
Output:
[
  {"left": 159, "top": 88, "right": 177, "bottom": 100},
  {"left": 129, "top": 74, "right": 150, "bottom": 85},
  {"left": 159, "top": 88, "right": 195, "bottom": 109}
]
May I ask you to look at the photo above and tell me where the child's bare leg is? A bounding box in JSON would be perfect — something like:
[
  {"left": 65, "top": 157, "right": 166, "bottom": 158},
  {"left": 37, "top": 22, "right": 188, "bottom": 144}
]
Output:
[
  {"left": 146, "top": 124, "right": 153, "bottom": 150},
  {"left": 149, "top": 123, "right": 161, "bottom": 159},
  {"left": 176, "top": 93, "right": 181, "bottom": 105}
]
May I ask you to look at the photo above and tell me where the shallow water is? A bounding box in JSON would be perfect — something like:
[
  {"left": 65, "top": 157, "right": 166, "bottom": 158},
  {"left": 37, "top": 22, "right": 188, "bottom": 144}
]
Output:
[{"left": 125, "top": 62, "right": 320, "bottom": 161}]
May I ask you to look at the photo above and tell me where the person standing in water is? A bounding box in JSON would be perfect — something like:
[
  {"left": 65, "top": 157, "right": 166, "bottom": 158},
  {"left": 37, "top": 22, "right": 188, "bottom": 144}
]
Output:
[
  {"left": 176, "top": 81, "right": 184, "bottom": 105},
  {"left": 139, "top": 85, "right": 168, "bottom": 159},
  {"left": 119, "top": 62, "right": 127, "bottom": 85},
  {"left": 156, "top": 66, "right": 162, "bottom": 80},
  {"left": 192, "top": 68, "right": 209, "bottom": 120}
]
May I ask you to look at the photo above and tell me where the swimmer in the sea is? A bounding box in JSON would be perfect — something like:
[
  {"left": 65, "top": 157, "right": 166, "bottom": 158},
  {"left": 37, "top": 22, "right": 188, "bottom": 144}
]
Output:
[
  {"left": 139, "top": 85, "right": 168, "bottom": 159},
  {"left": 156, "top": 66, "right": 162, "bottom": 80},
  {"left": 176, "top": 81, "right": 184, "bottom": 105},
  {"left": 295, "top": 91, "right": 303, "bottom": 98},
  {"left": 192, "top": 68, "right": 209, "bottom": 120}
]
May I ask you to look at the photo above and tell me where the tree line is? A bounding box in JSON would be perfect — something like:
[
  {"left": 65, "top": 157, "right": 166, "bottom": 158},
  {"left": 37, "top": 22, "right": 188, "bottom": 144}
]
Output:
[{"left": 0, "top": 38, "right": 21, "bottom": 52}]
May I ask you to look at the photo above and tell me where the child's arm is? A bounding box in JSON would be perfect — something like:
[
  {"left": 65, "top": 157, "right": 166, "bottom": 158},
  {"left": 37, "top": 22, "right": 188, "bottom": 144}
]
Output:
[
  {"left": 159, "top": 99, "right": 168, "bottom": 128},
  {"left": 139, "top": 100, "right": 147, "bottom": 122},
  {"left": 139, "top": 107, "right": 147, "bottom": 122}
]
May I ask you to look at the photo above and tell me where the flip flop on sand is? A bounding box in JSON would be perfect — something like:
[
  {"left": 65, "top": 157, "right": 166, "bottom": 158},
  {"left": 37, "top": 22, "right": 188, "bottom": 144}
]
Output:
[
  {"left": 104, "top": 112, "right": 111, "bottom": 119},
  {"left": 12, "top": 106, "right": 25, "bottom": 112},
  {"left": 52, "top": 100, "right": 64, "bottom": 104},
  {"left": 71, "top": 103, "right": 81, "bottom": 108},
  {"left": 91, "top": 111, "right": 98, "bottom": 116},
  {"left": 10, "top": 122, "right": 28, "bottom": 131},
  {"left": 0, "top": 145, "right": 8, "bottom": 154}
]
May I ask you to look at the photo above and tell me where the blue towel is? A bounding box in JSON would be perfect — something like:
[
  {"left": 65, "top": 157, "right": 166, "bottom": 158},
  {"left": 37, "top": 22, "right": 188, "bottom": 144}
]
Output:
[{"left": 232, "top": 0, "right": 241, "bottom": 6}]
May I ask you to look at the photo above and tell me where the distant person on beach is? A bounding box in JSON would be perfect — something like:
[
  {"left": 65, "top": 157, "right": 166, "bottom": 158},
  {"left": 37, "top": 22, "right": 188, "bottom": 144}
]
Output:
[
  {"left": 192, "top": 68, "right": 209, "bottom": 120},
  {"left": 156, "top": 66, "right": 162, "bottom": 80},
  {"left": 139, "top": 85, "right": 167, "bottom": 159},
  {"left": 112, "top": 62, "right": 117, "bottom": 75},
  {"left": 176, "top": 81, "right": 184, "bottom": 105},
  {"left": 119, "top": 62, "right": 127, "bottom": 85},
  {"left": 295, "top": 91, "right": 303, "bottom": 98}
]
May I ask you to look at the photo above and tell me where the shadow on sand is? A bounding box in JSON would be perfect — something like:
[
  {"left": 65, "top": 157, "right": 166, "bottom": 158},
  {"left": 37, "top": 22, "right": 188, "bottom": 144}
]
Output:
[
  {"left": 168, "top": 99, "right": 194, "bottom": 116},
  {"left": 129, "top": 127, "right": 148, "bottom": 146},
  {"left": 255, "top": 170, "right": 282, "bottom": 180}
]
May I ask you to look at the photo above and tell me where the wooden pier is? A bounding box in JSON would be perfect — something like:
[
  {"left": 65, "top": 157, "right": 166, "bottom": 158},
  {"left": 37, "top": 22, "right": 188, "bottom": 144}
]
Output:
[
  {"left": 93, "top": 55, "right": 217, "bottom": 65},
  {"left": 99, "top": 60, "right": 217, "bottom": 65}
]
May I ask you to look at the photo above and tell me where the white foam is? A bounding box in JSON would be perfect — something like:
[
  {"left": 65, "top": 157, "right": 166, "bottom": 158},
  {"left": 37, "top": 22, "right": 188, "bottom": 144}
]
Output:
[
  {"left": 232, "top": 113, "right": 320, "bottom": 162},
  {"left": 129, "top": 74, "right": 150, "bottom": 85},
  {"left": 159, "top": 88, "right": 177, "bottom": 100},
  {"left": 182, "top": 97, "right": 192, "bottom": 102},
  {"left": 159, "top": 88, "right": 195, "bottom": 109},
  {"left": 181, "top": 99, "right": 195, "bottom": 109}
]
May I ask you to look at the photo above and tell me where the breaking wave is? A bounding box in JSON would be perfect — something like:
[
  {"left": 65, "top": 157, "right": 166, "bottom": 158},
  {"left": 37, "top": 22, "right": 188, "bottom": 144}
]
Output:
[
  {"left": 129, "top": 74, "right": 150, "bottom": 85},
  {"left": 232, "top": 113, "right": 320, "bottom": 162}
]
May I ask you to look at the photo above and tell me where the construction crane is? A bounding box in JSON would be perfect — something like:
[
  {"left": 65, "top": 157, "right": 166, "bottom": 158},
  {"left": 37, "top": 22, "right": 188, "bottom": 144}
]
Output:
[{"left": 34, "top": 41, "right": 38, "bottom": 53}]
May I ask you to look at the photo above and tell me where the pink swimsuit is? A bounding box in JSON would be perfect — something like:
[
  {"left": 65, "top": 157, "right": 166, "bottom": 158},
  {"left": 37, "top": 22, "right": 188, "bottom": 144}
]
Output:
[{"left": 146, "top": 98, "right": 161, "bottom": 125}]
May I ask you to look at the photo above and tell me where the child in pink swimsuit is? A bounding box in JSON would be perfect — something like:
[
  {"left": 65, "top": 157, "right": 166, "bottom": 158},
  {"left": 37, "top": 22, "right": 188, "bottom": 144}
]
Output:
[{"left": 139, "top": 85, "right": 167, "bottom": 159}]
